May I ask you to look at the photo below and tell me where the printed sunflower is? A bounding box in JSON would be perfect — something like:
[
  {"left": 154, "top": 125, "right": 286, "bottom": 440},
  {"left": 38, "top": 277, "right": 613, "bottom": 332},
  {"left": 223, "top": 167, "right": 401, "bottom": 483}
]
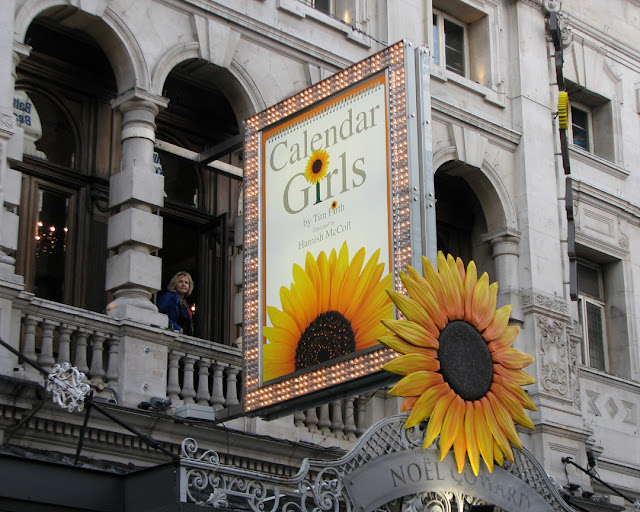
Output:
[
  {"left": 379, "top": 252, "right": 536, "bottom": 475},
  {"left": 263, "top": 242, "right": 392, "bottom": 382},
  {"left": 304, "top": 149, "right": 329, "bottom": 185}
]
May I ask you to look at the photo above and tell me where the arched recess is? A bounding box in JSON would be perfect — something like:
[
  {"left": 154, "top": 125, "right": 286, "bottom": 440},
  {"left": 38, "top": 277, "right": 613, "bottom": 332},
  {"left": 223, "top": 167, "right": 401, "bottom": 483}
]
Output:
[
  {"left": 433, "top": 146, "right": 518, "bottom": 281},
  {"left": 153, "top": 56, "right": 253, "bottom": 344},
  {"left": 151, "top": 43, "right": 262, "bottom": 125},
  {"left": 15, "top": 0, "right": 147, "bottom": 93}
]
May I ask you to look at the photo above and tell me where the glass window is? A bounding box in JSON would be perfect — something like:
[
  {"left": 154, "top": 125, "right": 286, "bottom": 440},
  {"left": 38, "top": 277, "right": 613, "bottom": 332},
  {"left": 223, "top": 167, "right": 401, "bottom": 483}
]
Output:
[
  {"left": 444, "top": 19, "right": 465, "bottom": 75},
  {"left": 577, "top": 262, "right": 607, "bottom": 371},
  {"left": 313, "top": 0, "right": 332, "bottom": 14},
  {"left": 33, "top": 187, "right": 71, "bottom": 302},
  {"left": 570, "top": 105, "right": 590, "bottom": 151},
  {"left": 432, "top": 11, "right": 467, "bottom": 77}
]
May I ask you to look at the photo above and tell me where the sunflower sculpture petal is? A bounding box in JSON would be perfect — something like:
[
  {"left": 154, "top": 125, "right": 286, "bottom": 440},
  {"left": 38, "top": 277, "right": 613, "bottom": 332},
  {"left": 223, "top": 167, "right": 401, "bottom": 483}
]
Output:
[
  {"left": 263, "top": 242, "right": 392, "bottom": 382},
  {"left": 379, "top": 252, "right": 536, "bottom": 475}
]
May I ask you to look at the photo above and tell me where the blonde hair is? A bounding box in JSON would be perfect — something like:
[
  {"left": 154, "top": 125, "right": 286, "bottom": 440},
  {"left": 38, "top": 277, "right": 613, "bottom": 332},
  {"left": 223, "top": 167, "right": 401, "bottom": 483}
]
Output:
[{"left": 167, "top": 271, "right": 194, "bottom": 297}]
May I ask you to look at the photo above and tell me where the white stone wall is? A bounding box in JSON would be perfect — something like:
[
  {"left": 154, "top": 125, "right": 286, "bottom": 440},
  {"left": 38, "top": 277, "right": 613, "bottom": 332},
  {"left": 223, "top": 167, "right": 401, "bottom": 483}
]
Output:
[{"left": 0, "top": 0, "right": 639, "bottom": 503}]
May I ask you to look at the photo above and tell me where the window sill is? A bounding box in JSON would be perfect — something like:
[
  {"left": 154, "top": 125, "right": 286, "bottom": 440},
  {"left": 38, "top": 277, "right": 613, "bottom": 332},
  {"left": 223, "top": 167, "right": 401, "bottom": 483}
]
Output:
[
  {"left": 569, "top": 145, "right": 630, "bottom": 180},
  {"left": 579, "top": 365, "right": 640, "bottom": 391},
  {"left": 277, "top": 0, "right": 372, "bottom": 48},
  {"left": 430, "top": 64, "right": 505, "bottom": 108}
]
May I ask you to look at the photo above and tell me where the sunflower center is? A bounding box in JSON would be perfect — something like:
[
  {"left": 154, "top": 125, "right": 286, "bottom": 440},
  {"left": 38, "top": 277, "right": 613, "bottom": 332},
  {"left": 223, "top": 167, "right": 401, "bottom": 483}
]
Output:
[
  {"left": 437, "top": 320, "right": 493, "bottom": 401},
  {"left": 312, "top": 159, "right": 323, "bottom": 174},
  {"left": 295, "top": 310, "right": 355, "bottom": 370}
]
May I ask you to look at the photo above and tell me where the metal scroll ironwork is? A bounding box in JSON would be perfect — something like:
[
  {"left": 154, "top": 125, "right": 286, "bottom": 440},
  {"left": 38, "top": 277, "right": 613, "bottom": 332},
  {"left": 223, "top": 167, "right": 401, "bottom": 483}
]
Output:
[
  {"left": 47, "top": 362, "right": 91, "bottom": 413},
  {"left": 180, "top": 413, "right": 577, "bottom": 512}
]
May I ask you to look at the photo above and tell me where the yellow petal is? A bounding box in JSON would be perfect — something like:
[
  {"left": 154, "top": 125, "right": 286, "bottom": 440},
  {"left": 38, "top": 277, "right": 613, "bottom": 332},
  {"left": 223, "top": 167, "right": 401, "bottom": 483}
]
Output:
[
  {"left": 474, "top": 400, "right": 494, "bottom": 472},
  {"left": 401, "top": 396, "right": 419, "bottom": 412},
  {"left": 402, "top": 270, "right": 448, "bottom": 330},
  {"left": 337, "top": 247, "right": 366, "bottom": 312},
  {"left": 493, "top": 364, "right": 537, "bottom": 386},
  {"left": 456, "top": 257, "right": 466, "bottom": 282},
  {"left": 262, "top": 326, "right": 298, "bottom": 347},
  {"left": 481, "top": 396, "right": 514, "bottom": 463},
  {"left": 492, "top": 347, "right": 535, "bottom": 370},
  {"left": 491, "top": 382, "right": 534, "bottom": 429},
  {"left": 493, "top": 439, "right": 504, "bottom": 467},
  {"left": 378, "top": 334, "right": 436, "bottom": 357},
  {"left": 382, "top": 353, "right": 440, "bottom": 375},
  {"left": 267, "top": 306, "right": 300, "bottom": 339},
  {"left": 478, "top": 282, "right": 498, "bottom": 332},
  {"left": 453, "top": 429, "right": 467, "bottom": 474},
  {"left": 423, "top": 256, "right": 453, "bottom": 320},
  {"left": 445, "top": 253, "right": 465, "bottom": 319},
  {"left": 482, "top": 305, "right": 512, "bottom": 342},
  {"left": 389, "top": 370, "right": 443, "bottom": 397},
  {"left": 464, "top": 402, "right": 481, "bottom": 476},
  {"left": 424, "top": 388, "right": 456, "bottom": 448},
  {"left": 487, "top": 391, "right": 522, "bottom": 450},
  {"left": 488, "top": 326, "right": 520, "bottom": 352},
  {"left": 470, "top": 273, "right": 490, "bottom": 327},
  {"left": 381, "top": 319, "right": 439, "bottom": 349},
  {"left": 463, "top": 261, "right": 478, "bottom": 322},
  {"left": 439, "top": 395, "right": 466, "bottom": 460},
  {"left": 387, "top": 290, "right": 439, "bottom": 337},
  {"left": 494, "top": 374, "right": 537, "bottom": 411},
  {"left": 405, "top": 382, "right": 449, "bottom": 428}
]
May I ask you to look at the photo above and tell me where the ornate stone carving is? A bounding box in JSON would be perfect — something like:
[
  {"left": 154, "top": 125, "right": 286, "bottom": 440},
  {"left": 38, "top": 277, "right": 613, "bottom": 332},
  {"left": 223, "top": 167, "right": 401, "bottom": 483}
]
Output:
[
  {"left": 568, "top": 336, "right": 582, "bottom": 408},
  {"left": 522, "top": 292, "right": 569, "bottom": 316},
  {"left": 537, "top": 315, "right": 570, "bottom": 397}
]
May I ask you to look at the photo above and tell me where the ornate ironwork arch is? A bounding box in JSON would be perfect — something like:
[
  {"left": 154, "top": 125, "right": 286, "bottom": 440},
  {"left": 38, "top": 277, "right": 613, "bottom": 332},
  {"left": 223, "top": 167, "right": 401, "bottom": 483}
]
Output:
[{"left": 180, "top": 414, "right": 576, "bottom": 512}]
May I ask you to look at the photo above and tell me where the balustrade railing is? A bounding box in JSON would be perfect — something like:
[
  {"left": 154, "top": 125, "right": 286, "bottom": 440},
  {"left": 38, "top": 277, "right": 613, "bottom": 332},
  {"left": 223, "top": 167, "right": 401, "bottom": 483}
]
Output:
[{"left": 11, "top": 294, "right": 377, "bottom": 444}]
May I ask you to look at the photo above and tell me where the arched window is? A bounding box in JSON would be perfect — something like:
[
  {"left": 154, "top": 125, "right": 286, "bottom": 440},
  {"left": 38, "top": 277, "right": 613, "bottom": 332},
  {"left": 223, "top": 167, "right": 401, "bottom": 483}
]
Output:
[{"left": 14, "top": 17, "right": 117, "bottom": 312}]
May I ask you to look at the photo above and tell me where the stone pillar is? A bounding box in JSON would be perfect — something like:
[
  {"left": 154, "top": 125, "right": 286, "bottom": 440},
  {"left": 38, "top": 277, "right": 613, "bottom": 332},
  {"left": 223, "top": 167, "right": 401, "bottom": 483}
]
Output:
[
  {"left": 0, "top": 36, "right": 29, "bottom": 375},
  {"left": 105, "top": 89, "right": 168, "bottom": 326},
  {"left": 483, "top": 229, "right": 523, "bottom": 322}
]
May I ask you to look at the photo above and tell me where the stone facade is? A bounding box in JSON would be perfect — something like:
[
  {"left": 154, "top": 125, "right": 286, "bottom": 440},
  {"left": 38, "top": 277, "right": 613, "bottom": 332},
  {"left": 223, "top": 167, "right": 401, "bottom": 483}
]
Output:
[{"left": 0, "top": 0, "right": 639, "bottom": 509}]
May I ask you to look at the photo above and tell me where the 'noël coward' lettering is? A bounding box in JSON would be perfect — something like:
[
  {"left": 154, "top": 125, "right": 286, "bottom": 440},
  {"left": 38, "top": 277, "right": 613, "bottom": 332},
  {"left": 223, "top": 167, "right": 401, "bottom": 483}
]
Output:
[{"left": 390, "top": 461, "right": 446, "bottom": 487}]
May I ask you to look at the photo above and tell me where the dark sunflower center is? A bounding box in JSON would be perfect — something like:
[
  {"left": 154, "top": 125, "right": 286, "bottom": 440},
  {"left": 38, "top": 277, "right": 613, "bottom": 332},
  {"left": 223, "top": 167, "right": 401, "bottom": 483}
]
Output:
[
  {"left": 295, "top": 311, "right": 355, "bottom": 370},
  {"left": 437, "top": 320, "right": 493, "bottom": 401},
  {"left": 312, "top": 159, "right": 323, "bottom": 174}
]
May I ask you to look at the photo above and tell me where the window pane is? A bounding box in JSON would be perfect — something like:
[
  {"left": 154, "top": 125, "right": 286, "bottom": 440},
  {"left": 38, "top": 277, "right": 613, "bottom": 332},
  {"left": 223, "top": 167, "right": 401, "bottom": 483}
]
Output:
[
  {"left": 432, "top": 15, "right": 440, "bottom": 66},
  {"left": 577, "top": 262, "right": 601, "bottom": 299},
  {"left": 444, "top": 19, "right": 465, "bottom": 76},
  {"left": 571, "top": 106, "right": 589, "bottom": 150},
  {"left": 160, "top": 152, "right": 199, "bottom": 207},
  {"left": 34, "top": 189, "right": 69, "bottom": 302},
  {"left": 16, "top": 89, "right": 76, "bottom": 168},
  {"left": 586, "top": 302, "right": 606, "bottom": 371},
  {"left": 314, "top": 0, "right": 331, "bottom": 14}
]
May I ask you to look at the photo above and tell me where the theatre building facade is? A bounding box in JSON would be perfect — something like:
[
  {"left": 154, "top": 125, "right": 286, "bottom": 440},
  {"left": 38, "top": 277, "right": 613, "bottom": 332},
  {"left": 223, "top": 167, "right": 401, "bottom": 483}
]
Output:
[{"left": 0, "top": 0, "right": 639, "bottom": 510}]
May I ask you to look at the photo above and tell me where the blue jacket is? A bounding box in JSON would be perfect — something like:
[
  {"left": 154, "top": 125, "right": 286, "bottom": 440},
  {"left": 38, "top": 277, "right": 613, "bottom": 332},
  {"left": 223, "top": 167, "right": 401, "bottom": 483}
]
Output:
[{"left": 157, "top": 292, "right": 192, "bottom": 335}]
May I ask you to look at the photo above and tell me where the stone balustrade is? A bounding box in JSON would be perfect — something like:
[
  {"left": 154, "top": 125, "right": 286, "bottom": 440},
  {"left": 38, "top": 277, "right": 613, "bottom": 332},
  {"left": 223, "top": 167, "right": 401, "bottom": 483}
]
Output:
[{"left": 10, "top": 293, "right": 380, "bottom": 443}]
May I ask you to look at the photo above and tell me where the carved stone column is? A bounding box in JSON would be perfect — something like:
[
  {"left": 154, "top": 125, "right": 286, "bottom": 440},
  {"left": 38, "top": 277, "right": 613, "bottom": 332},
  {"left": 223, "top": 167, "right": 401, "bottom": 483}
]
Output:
[
  {"left": 105, "top": 89, "right": 168, "bottom": 325},
  {"left": 483, "top": 229, "right": 523, "bottom": 322}
]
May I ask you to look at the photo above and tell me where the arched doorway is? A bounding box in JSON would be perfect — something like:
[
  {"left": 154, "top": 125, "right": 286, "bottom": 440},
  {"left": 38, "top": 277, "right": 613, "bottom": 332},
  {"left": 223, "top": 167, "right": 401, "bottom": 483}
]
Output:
[{"left": 155, "top": 59, "right": 246, "bottom": 344}]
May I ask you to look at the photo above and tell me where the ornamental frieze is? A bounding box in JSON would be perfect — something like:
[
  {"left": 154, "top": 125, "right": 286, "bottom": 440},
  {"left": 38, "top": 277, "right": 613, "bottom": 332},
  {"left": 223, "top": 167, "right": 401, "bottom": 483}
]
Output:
[{"left": 522, "top": 292, "right": 569, "bottom": 317}]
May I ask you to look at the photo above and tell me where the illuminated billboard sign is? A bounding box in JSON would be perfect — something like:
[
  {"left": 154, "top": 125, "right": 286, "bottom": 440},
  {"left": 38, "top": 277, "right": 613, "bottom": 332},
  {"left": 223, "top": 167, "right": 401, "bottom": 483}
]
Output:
[{"left": 243, "top": 41, "right": 431, "bottom": 417}]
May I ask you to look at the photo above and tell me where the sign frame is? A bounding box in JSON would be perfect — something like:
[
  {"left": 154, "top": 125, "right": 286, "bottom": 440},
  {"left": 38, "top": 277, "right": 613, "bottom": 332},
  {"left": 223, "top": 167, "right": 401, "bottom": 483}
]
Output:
[{"left": 242, "top": 41, "right": 427, "bottom": 418}]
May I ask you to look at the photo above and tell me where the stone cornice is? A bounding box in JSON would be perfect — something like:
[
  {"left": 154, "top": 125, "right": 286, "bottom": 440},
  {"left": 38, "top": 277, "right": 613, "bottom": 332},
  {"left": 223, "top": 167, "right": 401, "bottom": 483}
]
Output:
[
  {"left": 159, "top": 0, "right": 375, "bottom": 72},
  {"left": 432, "top": 99, "right": 521, "bottom": 148}
]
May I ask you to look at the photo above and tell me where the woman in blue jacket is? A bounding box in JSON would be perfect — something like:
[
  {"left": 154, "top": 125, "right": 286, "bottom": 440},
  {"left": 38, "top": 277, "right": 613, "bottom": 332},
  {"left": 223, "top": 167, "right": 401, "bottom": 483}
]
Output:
[{"left": 157, "top": 271, "right": 194, "bottom": 335}]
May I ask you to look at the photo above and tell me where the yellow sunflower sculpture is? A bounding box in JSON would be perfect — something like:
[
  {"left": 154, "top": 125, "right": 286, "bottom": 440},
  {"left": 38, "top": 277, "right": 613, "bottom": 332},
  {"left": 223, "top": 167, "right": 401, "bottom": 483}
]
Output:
[
  {"left": 263, "top": 242, "right": 392, "bottom": 382},
  {"left": 379, "top": 252, "right": 536, "bottom": 476},
  {"left": 304, "top": 149, "right": 329, "bottom": 185}
]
